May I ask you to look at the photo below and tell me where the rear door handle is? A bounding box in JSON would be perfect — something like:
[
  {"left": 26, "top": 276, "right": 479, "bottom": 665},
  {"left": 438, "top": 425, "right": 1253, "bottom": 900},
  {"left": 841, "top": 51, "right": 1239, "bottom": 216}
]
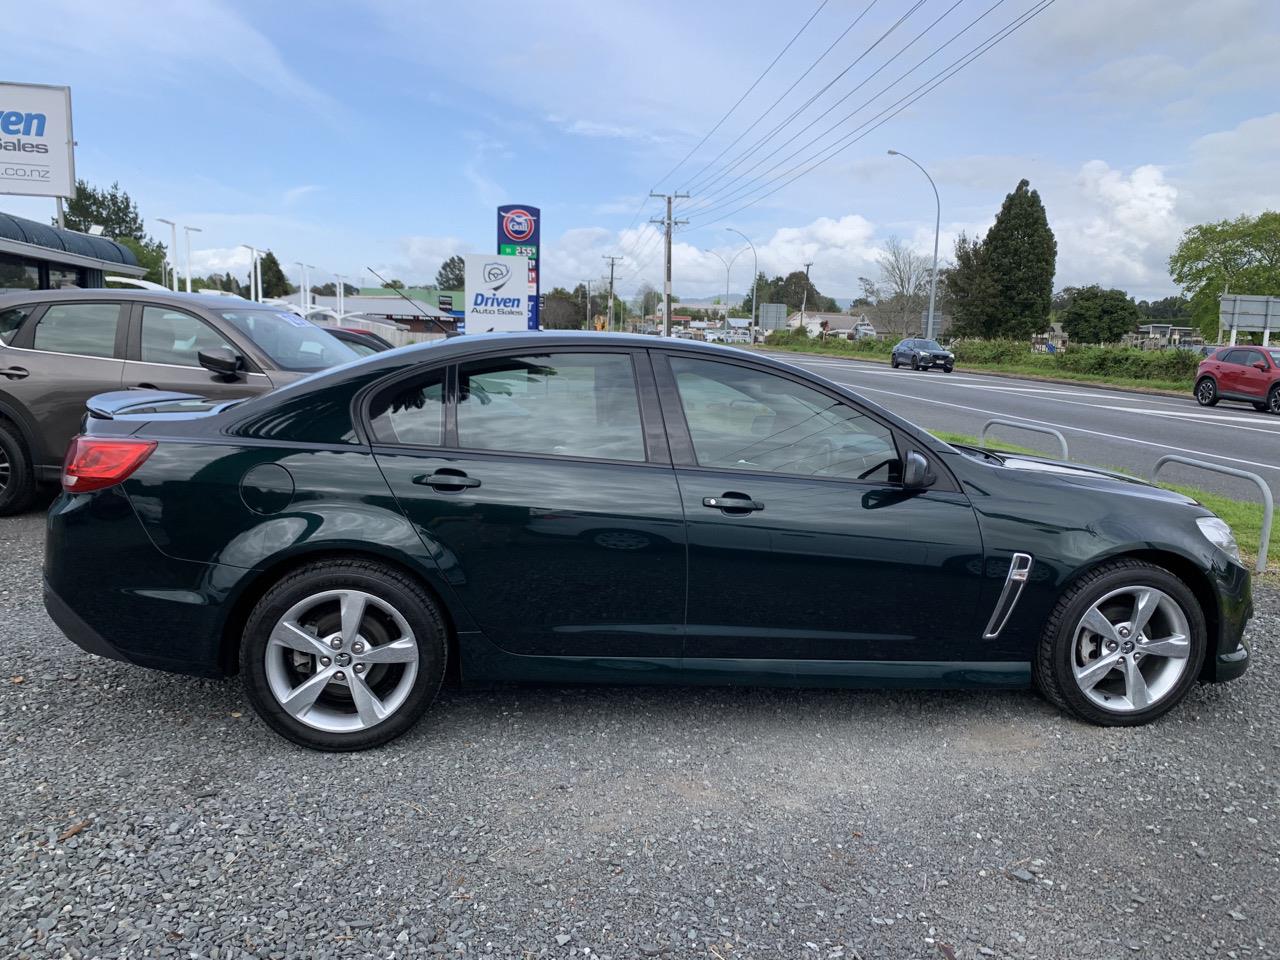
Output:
[
  {"left": 703, "top": 494, "right": 763, "bottom": 513},
  {"left": 0, "top": 366, "right": 29, "bottom": 380},
  {"left": 413, "top": 470, "right": 480, "bottom": 490}
]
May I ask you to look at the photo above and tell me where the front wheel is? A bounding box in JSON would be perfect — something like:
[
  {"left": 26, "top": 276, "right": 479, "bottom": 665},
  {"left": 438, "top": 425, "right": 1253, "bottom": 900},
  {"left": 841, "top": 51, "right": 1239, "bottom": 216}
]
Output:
[
  {"left": 943, "top": 364, "right": 954, "bottom": 373},
  {"left": 0, "top": 420, "right": 37, "bottom": 517},
  {"left": 910, "top": 356, "right": 920, "bottom": 371},
  {"left": 890, "top": 356, "right": 900, "bottom": 369},
  {"left": 1194, "top": 377, "right": 1219, "bottom": 407},
  {"left": 1034, "top": 560, "right": 1205, "bottom": 726},
  {"left": 241, "top": 559, "right": 447, "bottom": 750},
  {"left": 1268, "top": 385, "right": 1280, "bottom": 415}
]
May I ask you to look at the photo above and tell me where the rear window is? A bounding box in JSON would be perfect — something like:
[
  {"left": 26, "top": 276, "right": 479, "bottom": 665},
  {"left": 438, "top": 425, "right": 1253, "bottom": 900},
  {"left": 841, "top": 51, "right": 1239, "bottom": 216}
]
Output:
[
  {"left": 0, "top": 304, "right": 33, "bottom": 344},
  {"left": 32, "top": 303, "right": 122, "bottom": 358}
]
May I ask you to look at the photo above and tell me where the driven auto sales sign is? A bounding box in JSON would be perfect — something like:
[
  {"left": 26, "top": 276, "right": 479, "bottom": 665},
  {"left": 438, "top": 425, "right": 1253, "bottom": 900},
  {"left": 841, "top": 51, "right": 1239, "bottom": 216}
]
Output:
[
  {"left": 0, "top": 82, "right": 75, "bottom": 198},
  {"left": 497, "top": 204, "right": 540, "bottom": 329},
  {"left": 463, "top": 253, "right": 532, "bottom": 333}
]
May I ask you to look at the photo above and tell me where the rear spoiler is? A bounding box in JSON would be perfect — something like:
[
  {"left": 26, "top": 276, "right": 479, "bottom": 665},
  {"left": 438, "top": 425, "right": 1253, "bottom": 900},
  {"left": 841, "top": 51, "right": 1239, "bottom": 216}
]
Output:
[{"left": 86, "top": 390, "right": 209, "bottom": 420}]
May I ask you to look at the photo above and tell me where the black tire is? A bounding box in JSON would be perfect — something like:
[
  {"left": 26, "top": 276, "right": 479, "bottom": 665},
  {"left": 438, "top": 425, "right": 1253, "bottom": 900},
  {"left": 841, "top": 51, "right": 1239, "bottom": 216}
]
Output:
[
  {"left": 1194, "top": 376, "right": 1219, "bottom": 407},
  {"left": 943, "top": 364, "right": 954, "bottom": 373},
  {"left": 1252, "top": 400, "right": 1269, "bottom": 412},
  {"left": 240, "top": 559, "right": 447, "bottom": 751},
  {"left": 0, "top": 419, "right": 38, "bottom": 517},
  {"left": 1268, "top": 385, "right": 1280, "bottom": 415},
  {"left": 890, "top": 356, "right": 899, "bottom": 369},
  {"left": 910, "top": 356, "right": 920, "bottom": 371},
  {"left": 1033, "top": 559, "right": 1206, "bottom": 727}
]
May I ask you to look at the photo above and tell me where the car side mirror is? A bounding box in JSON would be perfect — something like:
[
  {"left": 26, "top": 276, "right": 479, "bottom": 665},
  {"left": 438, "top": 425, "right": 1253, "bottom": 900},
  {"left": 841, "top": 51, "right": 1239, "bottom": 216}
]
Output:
[
  {"left": 198, "top": 345, "right": 243, "bottom": 379},
  {"left": 1254, "top": 361, "right": 1268, "bottom": 371},
  {"left": 903, "top": 450, "right": 935, "bottom": 490}
]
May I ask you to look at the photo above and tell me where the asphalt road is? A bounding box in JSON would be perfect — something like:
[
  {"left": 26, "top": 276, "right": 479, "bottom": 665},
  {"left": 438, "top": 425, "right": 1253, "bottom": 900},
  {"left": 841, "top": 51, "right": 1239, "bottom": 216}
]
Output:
[
  {"left": 2, "top": 509, "right": 1279, "bottom": 959},
  {"left": 766, "top": 353, "right": 1280, "bottom": 503}
]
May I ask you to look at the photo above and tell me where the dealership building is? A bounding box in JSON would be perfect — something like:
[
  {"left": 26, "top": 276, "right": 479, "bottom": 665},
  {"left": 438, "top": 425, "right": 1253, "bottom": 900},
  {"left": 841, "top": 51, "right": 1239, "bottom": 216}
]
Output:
[{"left": 0, "top": 211, "right": 145, "bottom": 290}]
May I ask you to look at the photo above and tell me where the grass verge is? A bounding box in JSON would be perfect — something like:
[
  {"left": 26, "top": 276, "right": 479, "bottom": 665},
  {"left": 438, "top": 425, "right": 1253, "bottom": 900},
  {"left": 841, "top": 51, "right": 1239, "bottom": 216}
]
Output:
[
  {"left": 930, "top": 430, "right": 1272, "bottom": 583},
  {"left": 762, "top": 342, "right": 1193, "bottom": 395}
]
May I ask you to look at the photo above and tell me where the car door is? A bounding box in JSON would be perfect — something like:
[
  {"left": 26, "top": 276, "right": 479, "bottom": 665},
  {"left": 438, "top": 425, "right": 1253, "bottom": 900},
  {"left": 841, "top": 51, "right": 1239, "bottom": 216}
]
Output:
[
  {"left": 370, "top": 348, "right": 686, "bottom": 659},
  {"left": 1236, "top": 349, "right": 1270, "bottom": 399},
  {"left": 653, "top": 351, "right": 985, "bottom": 665},
  {"left": 123, "top": 303, "right": 276, "bottom": 399},
  {"left": 1216, "top": 350, "right": 1249, "bottom": 396},
  {"left": 3, "top": 300, "right": 126, "bottom": 470}
]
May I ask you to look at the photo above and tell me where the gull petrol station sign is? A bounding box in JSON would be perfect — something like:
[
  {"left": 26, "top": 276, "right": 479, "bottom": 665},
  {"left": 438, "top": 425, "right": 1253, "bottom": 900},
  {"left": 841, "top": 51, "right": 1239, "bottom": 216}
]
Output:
[{"left": 497, "top": 204, "right": 540, "bottom": 329}]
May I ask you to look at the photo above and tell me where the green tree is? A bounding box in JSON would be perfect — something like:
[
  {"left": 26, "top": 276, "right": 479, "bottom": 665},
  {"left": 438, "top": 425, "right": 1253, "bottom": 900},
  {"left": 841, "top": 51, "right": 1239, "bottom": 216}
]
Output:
[
  {"left": 982, "top": 178, "right": 1057, "bottom": 338},
  {"left": 1136, "top": 295, "right": 1190, "bottom": 320},
  {"left": 61, "top": 180, "right": 146, "bottom": 240},
  {"left": 541, "top": 287, "right": 582, "bottom": 329},
  {"left": 435, "top": 255, "right": 466, "bottom": 291},
  {"left": 382, "top": 278, "right": 405, "bottom": 290},
  {"left": 114, "top": 236, "right": 168, "bottom": 286},
  {"left": 944, "top": 232, "right": 1001, "bottom": 337},
  {"left": 1059, "top": 285, "right": 1140, "bottom": 343},
  {"left": 258, "top": 251, "right": 291, "bottom": 298},
  {"left": 1169, "top": 211, "right": 1280, "bottom": 339}
]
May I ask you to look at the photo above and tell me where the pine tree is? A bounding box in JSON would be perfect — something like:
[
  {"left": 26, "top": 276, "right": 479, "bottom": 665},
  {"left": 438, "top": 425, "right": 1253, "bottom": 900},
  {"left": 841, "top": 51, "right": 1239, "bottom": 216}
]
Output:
[
  {"left": 258, "top": 251, "right": 291, "bottom": 298},
  {"left": 435, "top": 255, "right": 466, "bottom": 290},
  {"left": 944, "top": 232, "right": 1001, "bottom": 337},
  {"left": 982, "top": 179, "right": 1057, "bottom": 338}
]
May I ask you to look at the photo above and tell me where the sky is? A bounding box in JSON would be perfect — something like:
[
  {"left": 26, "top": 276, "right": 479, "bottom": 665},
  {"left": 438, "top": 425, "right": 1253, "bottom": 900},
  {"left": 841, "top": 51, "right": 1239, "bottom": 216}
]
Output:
[{"left": 4, "top": 0, "right": 1279, "bottom": 304}]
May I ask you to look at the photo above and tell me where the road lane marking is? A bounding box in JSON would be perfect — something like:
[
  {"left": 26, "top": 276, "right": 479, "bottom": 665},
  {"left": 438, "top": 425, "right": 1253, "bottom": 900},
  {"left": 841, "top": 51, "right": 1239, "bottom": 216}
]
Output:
[{"left": 839, "top": 380, "right": 1280, "bottom": 474}]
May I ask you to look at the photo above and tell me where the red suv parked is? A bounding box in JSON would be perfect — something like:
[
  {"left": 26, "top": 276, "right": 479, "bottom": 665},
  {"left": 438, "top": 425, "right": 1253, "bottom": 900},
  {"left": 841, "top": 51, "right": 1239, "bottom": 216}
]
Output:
[{"left": 1194, "top": 346, "right": 1280, "bottom": 414}]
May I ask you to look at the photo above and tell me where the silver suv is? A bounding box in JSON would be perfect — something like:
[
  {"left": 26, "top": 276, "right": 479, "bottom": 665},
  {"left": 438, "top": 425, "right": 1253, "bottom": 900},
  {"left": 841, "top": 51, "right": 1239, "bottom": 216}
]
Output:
[{"left": 0, "top": 289, "right": 359, "bottom": 514}]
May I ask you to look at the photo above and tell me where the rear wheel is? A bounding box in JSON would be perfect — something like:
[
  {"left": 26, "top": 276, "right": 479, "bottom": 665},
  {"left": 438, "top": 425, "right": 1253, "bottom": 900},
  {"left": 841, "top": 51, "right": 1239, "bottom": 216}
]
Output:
[
  {"left": 1194, "top": 376, "right": 1219, "bottom": 406},
  {"left": 0, "top": 420, "right": 37, "bottom": 517},
  {"left": 1034, "top": 560, "right": 1205, "bottom": 727},
  {"left": 240, "top": 559, "right": 447, "bottom": 750}
]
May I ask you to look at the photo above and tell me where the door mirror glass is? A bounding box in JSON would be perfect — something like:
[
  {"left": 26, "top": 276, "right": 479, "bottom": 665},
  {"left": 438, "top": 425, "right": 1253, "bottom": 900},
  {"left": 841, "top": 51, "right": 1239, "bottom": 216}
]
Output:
[
  {"left": 197, "top": 345, "right": 243, "bottom": 377},
  {"left": 903, "top": 450, "right": 935, "bottom": 490}
]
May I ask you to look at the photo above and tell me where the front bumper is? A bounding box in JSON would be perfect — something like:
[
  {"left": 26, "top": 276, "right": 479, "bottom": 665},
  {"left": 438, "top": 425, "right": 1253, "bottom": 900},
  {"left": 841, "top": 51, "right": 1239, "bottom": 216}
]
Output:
[
  {"left": 1205, "top": 557, "right": 1252, "bottom": 683},
  {"left": 919, "top": 355, "right": 953, "bottom": 368}
]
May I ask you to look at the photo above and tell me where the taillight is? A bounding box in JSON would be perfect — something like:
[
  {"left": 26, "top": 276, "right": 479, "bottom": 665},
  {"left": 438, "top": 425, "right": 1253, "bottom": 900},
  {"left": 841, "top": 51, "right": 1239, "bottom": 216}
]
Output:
[{"left": 62, "top": 437, "right": 157, "bottom": 494}]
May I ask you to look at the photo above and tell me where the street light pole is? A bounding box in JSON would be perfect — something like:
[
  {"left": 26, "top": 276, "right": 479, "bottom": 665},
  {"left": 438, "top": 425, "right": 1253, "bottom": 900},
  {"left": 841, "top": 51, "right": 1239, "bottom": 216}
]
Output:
[
  {"left": 157, "top": 219, "right": 178, "bottom": 291},
  {"left": 182, "top": 225, "right": 202, "bottom": 293},
  {"left": 335, "top": 274, "right": 346, "bottom": 317},
  {"left": 707, "top": 248, "right": 745, "bottom": 329},
  {"left": 725, "top": 228, "right": 757, "bottom": 341},
  {"left": 239, "top": 245, "right": 258, "bottom": 301},
  {"left": 888, "top": 149, "right": 940, "bottom": 340}
]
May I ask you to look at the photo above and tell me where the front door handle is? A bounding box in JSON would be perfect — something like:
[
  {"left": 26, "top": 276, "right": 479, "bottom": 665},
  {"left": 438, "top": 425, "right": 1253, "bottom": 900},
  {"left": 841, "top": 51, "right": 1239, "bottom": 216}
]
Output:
[
  {"left": 703, "top": 494, "right": 763, "bottom": 513},
  {"left": 413, "top": 470, "right": 481, "bottom": 490},
  {"left": 0, "top": 366, "right": 29, "bottom": 380}
]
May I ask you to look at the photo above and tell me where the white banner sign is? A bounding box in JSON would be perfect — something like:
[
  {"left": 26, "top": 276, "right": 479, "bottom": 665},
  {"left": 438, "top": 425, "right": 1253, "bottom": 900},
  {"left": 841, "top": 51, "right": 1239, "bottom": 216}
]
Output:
[
  {"left": 463, "top": 253, "right": 531, "bottom": 333},
  {"left": 0, "top": 82, "right": 75, "bottom": 199}
]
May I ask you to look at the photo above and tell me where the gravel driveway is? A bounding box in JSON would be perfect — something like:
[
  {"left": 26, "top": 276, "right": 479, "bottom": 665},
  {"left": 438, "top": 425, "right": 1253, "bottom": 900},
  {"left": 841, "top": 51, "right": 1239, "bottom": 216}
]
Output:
[{"left": 1, "top": 509, "right": 1277, "bottom": 960}]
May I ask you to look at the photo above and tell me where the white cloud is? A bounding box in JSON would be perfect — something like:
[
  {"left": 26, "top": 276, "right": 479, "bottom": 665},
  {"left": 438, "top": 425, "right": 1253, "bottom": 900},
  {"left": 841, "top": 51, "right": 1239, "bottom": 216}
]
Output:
[
  {"left": 398, "top": 235, "right": 474, "bottom": 282},
  {"left": 282, "top": 185, "right": 322, "bottom": 206},
  {"left": 189, "top": 246, "right": 254, "bottom": 275}
]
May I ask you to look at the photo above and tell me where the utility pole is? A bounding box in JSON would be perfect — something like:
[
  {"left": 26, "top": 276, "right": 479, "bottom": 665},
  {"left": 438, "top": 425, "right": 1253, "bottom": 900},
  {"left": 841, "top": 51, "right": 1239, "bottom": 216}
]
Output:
[
  {"left": 650, "top": 192, "right": 689, "bottom": 337},
  {"left": 800, "top": 261, "right": 813, "bottom": 333},
  {"left": 602, "top": 255, "right": 623, "bottom": 331},
  {"left": 583, "top": 280, "right": 592, "bottom": 330}
]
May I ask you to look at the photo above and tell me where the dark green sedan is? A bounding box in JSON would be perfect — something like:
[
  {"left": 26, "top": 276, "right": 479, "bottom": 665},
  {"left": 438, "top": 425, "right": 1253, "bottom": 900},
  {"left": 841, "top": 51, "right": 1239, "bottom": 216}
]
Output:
[{"left": 43, "top": 333, "right": 1252, "bottom": 750}]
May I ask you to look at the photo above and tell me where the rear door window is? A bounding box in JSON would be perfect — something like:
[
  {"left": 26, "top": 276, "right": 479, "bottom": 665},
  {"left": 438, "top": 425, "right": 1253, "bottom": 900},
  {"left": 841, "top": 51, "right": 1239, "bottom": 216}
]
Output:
[
  {"left": 31, "top": 303, "right": 123, "bottom": 358},
  {"left": 456, "top": 352, "right": 646, "bottom": 462},
  {"left": 368, "top": 368, "right": 446, "bottom": 447}
]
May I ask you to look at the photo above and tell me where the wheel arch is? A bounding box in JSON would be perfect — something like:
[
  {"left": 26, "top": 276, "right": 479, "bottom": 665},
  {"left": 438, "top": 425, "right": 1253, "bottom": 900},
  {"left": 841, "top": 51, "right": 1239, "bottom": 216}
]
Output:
[{"left": 217, "top": 546, "right": 462, "bottom": 680}]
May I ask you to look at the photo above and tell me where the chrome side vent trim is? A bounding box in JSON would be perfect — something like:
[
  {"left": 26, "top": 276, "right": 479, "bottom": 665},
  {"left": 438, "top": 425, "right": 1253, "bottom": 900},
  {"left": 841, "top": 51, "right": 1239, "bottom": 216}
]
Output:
[{"left": 983, "top": 552, "right": 1034, "bottom": 640}]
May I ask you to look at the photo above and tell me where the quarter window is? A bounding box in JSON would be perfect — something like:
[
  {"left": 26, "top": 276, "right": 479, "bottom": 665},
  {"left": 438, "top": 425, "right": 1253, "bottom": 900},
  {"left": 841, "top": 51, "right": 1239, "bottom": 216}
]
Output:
[
  {"left": 31, "top": 303, "right": 122, "bottom": 358},
  {"left": 139, "top": 306, "right": 237, "bottom": 367},
  {"left": 0, "top": 304, "right": 34, "bottom": 344},
  {"left": 669, "top": 356, "right": 899, "bottom": 482},
  {"left": 457, "top": 352, "right": 646, "bottom": 462},
  {"left": 368, "top": 369, "right": 446, "bottom": 446}
]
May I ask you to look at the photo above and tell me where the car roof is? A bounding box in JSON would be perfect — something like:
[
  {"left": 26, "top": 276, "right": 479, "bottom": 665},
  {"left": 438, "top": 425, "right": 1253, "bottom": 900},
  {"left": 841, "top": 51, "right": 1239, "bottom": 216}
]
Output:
[{"left": 0, "top": 288, "right": 274, "bottom": 310}]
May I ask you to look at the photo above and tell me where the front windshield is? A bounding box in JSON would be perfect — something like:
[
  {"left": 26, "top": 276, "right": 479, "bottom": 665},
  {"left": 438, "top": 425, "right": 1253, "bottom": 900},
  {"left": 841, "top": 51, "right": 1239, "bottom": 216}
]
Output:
[
  {"left": 217, "top": 309, "right": 359, "bottom": 372},
  {"left": 918, "top": 340, "right": 943, "bottom": 351}
]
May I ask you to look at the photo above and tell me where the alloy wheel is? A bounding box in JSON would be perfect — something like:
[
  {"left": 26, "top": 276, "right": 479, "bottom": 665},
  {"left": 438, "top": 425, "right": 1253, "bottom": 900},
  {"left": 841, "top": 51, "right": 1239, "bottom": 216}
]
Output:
[
  {"left": 1070, "top": 585, "right": 1191, "bottom": 713},
  {"left": 263, "top": 588, "right": 419, "bottom": 733},
  {"left": 1196, "top": 379, "right": 1216, "bottom": 405},
  {"left": 1269, "top": 388, "right": 1280, "bottom": 414},
  {"left": 0, "top": 448, "right": 8, "bottom": 493}
]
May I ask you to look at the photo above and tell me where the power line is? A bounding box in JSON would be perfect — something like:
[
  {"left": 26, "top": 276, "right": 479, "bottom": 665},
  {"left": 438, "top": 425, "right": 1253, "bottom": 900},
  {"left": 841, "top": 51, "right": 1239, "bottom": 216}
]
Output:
[
  {"left": 687, "top": 0, "right": 1011, "bottom": 217},
  {"left": 679, "top": 0, "right": 881, "bottom": 196},
  {"left": 685, "top": 0, "right": 952, "bottom": 204},
  {"left": 685, "top": 0, "right": 1053, "bottom": 229},
  {"left": 651, "top": 0, "right": 832, "bottom": 191}
]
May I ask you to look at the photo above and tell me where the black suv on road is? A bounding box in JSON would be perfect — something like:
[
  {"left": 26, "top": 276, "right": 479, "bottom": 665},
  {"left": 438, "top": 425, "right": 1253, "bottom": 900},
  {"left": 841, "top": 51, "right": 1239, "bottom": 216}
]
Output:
[
  {"left": 0, "top": 289, "right": 359, "bottom": 514},
  {"left": 891, "top": 338, "right": 954, "bottom": 372}
]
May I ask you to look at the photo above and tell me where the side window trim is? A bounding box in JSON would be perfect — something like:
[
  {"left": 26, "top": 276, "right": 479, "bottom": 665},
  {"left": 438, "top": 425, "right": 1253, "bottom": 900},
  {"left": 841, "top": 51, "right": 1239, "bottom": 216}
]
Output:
[
  {"left": 7, "top": 302, "right": 48, "bottom": 349},
  {"left": 651, "top": 350, "right": 910, "bottom": 486}
]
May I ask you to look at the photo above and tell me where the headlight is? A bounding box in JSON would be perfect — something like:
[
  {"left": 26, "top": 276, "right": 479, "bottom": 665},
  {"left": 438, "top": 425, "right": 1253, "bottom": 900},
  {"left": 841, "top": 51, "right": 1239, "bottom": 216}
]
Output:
[{"left": 1196, "top": 516, "right": 1240, "bottom": 562}]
